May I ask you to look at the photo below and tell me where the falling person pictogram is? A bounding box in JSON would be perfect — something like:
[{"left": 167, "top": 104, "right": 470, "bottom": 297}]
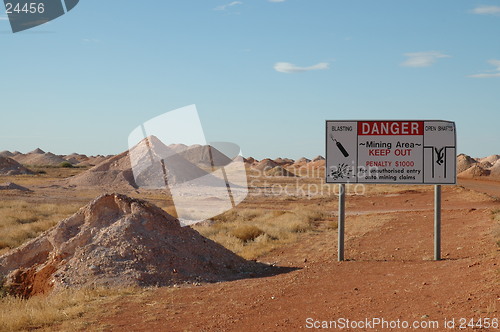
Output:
[{"left": 435, "top": 147, "right": 445, "bottom": 166}]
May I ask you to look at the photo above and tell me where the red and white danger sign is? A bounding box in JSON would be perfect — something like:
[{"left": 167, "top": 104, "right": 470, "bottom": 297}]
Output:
[{"left": 325, "top": 120, "right": 456, "bottom": 184}]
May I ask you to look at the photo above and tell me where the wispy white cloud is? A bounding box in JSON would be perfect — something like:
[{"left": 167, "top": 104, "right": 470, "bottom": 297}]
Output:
[
  {"left": 82, "top": 38, "right": 101, "bottom": 44},
  {"left": 214, "top": 1, "right": 243, "bottom": 11},
  {"left": 485, "top": 59, "right": 500, "bottom": 70},
  {"left": 472, "top": 6, "right": 500, "bottom": 15},
  {"left": 0, "top": 16, "right": 9, "bottom": 21},
  {"left": 269, "top": 0, "right": 286, "bottom": 2},
  {"left": 469, "top": 73, "right": 500, "bottom": 78},
  {"left": 274, "top": 62, "right": 329, "bottom": 73},
  {"left": 468, "top": 59, "right": 500, "bottom": 78},
  {"left": 401, "top": 51, "right": 450, "bottom": 67}
]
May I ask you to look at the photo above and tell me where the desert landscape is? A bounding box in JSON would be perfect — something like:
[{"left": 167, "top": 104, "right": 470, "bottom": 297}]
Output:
[
  {"left": 0, "top": 147, "right": 499, "bottom": 331},
  {"left": 2, "top": 0, "right": 500, "bottom": 331}
]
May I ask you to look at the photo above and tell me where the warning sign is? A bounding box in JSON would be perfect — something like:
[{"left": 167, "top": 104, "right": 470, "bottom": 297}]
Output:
[{"left": 325, "top": 120, "right": 456, "bottom": 184}]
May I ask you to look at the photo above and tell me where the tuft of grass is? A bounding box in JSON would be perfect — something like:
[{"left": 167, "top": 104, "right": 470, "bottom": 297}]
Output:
[
  {"left": 0, "top": 287, "right": 139, "bottom": 332},
  {"left": 326, "top": 220, "right": 339, "bottom": 230},
  {"left": 287, "top": 221, "right": 311, "bottom": 233},
  {"left": 231, "top": 225, "right": 264, "bottom": 242}
]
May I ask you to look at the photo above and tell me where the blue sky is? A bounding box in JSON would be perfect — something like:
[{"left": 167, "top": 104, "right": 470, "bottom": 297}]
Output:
[{"left": 0, "top": 0, "right": 499, "bottom": 159}]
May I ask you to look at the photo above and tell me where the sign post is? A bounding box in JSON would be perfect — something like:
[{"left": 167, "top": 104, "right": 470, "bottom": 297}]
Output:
[
  {"left": 338, "top": 184, "right": 345, "bottom": 261},
  {"left": 434, "top": 185, "right": 441, "bottom": 260},
  {"left": 325, "top": 120, "right": 456, "bottom": 262}
]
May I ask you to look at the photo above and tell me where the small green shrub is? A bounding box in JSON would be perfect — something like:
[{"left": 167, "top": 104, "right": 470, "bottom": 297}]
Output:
[{"left": 59, "top": 162, "right": 74, "bottom": 168}]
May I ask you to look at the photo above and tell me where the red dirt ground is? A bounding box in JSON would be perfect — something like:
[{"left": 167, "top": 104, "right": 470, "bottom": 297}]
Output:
[{"left": 59, "top": 180, "right": 500, "bottom": 331}]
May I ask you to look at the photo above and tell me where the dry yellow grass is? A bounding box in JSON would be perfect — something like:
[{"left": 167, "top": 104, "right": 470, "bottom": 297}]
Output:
[
  {"left": 0, "top": 287, "right": 140, "bottom": 332},
  {"left": 231, "top": 225, "right": 264, "bottom": 242},
  {"left": 0, "top": 201, "right": 81, "bottom": 255},
  {"left": 193, "top": 207, "right": 331, "bottom": 260}
]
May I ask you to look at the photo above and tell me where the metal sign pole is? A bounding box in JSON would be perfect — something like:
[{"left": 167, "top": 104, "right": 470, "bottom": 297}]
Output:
[
  {"left": 434, "top": 184, "right": 441, "bottom": 261},
  {"left": 338, "top": 184, "right": 346, "bottom": 261}
]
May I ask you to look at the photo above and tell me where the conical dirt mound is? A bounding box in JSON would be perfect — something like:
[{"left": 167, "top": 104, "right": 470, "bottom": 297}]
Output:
[
  {"left": 480, "top": 154, "right": 500, "bottom": 165},
  {"left": 457, "top": 164, "right": 490, "bottom": 178},
  {"left": 0, "top": 182, "right": 31, "bottom": 191},
  {"left": 29, "top": 148, "right": 45, "bottom": 155},
  {"left": 0, "top": 151, "right": 14, "bottom": 158},
  {"left": 12, "top": 152, "right": 68, "bottom": 167},
  {"left": 0, "top": 194, "right": 259, "bottom": 298},
  {"left": 253, "top": 159, "right": 279, "bottom": 172},
  {"left": 457, "top": 154, "right": 477, "bottom": 174},
  {"left": 129, "top": 136, "right": 214, "bottom": 188},
  {"left": 67, "top": 151, "right": 137, "bottom": 188},
  {"left": 83, "top": 155, "right": 108, "bottom": 166},
  {"left": 489, "top": 160, "right": 500, "bottom": 178},
  {"left": 308, "top": 160, "right": 326, "bottom": 168},
  {"left": 69, "top": 136, "right": 218, "bottom": 189},
  {"left": 0, "top": 157, "right": 34, "bottom": 175},
  {"left": 177, "top": 145, "right": 233, "bottom": 168},
  {"left": 273, "top": 158, "right": 293, "bottom": 166},
  {"left": 293, "top": 157, "right": 311, "bottom": 168}
]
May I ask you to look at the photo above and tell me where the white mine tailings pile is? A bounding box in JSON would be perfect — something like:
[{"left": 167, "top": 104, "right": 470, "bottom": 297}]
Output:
[
  {"left": 0, "top": 194, "right": 264, "bottom": 298},
  {"left": 0, "top": 157, "right": 34, "bottom": 176}
]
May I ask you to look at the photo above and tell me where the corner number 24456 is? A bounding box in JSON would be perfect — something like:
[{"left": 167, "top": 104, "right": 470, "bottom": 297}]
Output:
[{"left": 5, "top": 2, "right": 45, "bottom": 14}]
